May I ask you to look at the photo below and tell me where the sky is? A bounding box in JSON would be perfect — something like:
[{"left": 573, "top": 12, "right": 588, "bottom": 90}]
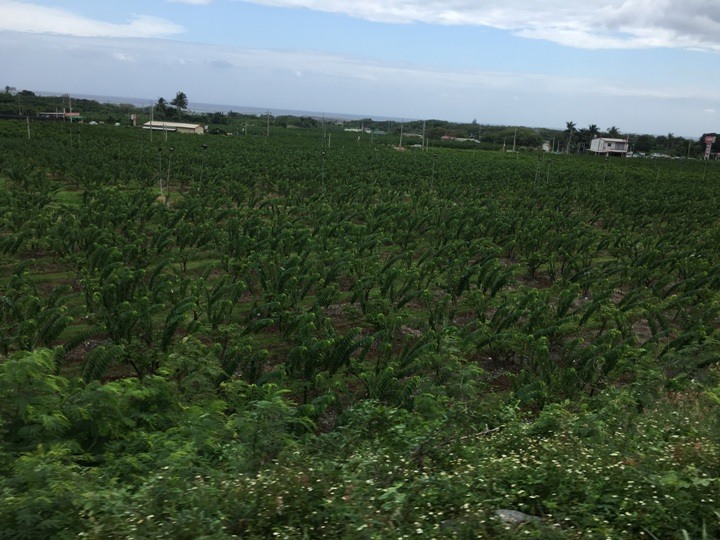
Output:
[{"left": 1, "top": 0, "right": 719, "bottom": 136}]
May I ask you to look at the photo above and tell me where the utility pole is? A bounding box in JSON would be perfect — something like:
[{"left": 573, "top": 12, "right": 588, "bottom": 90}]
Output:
[
  {"left": 200, "top": 144, "right": 208, "bottom": 186},
  {"left": 322, "top": 114, "right": 326, "bottom": 146},
  {"left": 158, "top": 148, "right": 163, "bottom": 197},
  {"left": 166, "top": 147, "right": 174, "bottom": 207}
]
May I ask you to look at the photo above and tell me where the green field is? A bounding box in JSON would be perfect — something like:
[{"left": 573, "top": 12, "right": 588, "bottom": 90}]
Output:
[{"left": 1, "top": 119, "right": 719, "bottom": 538}]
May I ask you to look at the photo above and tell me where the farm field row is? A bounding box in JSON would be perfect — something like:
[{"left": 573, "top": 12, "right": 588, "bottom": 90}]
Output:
[{"left": 1, "top": 120, "right": 719, "bottom": 538}]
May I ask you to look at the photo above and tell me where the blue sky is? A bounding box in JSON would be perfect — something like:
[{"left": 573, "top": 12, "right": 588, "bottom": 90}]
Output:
[{"left": 1, "top": 0, "right": 719, "bottom": 136}]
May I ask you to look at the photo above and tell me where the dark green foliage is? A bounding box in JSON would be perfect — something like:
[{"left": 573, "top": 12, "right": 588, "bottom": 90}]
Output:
[
  {"left": 1, "top": 119, "right": 719, "bottom": 538},
  {"left": 0, "top": 262, "right": 73, "bottom": 355}
]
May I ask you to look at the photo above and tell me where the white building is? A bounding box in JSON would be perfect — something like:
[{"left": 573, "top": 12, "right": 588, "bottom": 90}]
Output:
[
  {"left": 589, "top": 137, "right": 629, "bottom": 156},
  {"left": 143, "top": 121, "right": 206, "bottom": 135}
]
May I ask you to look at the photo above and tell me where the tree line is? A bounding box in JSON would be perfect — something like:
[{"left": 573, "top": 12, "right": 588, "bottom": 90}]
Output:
[
  {"left": 563, "top": 121, "right": 705, "bottom": 156},
  {"left": 0, "top": 88, "right": 711, "bottom": 156}
]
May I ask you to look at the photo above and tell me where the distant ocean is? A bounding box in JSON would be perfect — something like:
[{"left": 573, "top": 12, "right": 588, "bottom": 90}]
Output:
[{"left": 36, "top": 91, "right": 405, "bottom": 122}]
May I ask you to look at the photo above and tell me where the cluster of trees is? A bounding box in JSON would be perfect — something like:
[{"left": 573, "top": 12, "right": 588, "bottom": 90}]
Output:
[
  {"left": 346, "top": 117, "right": 706, "bottom": 156},
  {"left": 564, "top": 121, "right": 708, "bottom": 156},
  {"left": 153, "top": 91, "right": 188, "bottom": 120},
  {"left": 563, "top": 121, "right": 614, "bottom": 153},
  {"left": 0, "top": 90, "right": 138, "bottom": 120}
]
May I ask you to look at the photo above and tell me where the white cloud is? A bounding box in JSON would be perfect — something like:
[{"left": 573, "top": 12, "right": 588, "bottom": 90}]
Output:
[
  {"left": 5, "top": 32, "right": 708, "bottom": 103},
  {"left": 0, "top": 1, "right": 184, "bottom": 38},
  {"left": 1, "top": 32, "right": 715, "bottom": 135},
  {"left": 236, "top": 0, "right": 720, "bottom": 51},
  {"left": 112, "top": 52, "right": 135, "bottom": 63}
]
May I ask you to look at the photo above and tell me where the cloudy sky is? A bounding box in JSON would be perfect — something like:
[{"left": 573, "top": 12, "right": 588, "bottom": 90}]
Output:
[{"left": 1, "top": 0, "right": 719, "bottom": 135}]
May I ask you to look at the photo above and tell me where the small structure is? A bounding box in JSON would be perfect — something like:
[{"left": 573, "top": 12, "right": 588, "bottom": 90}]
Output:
[
  {"left": 589, "top": 137, "right": 629, "bottom": 156},
  {"left": 143, "top": 121, "right": 206, "bottom": 135},
  {"left": 37, "top": 111, "right": 82, "bottom": 122}
]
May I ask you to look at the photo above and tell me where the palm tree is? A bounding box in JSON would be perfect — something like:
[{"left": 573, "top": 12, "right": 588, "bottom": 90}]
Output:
[
  {"left": 565, "top": 121, "right": 576, "bottom": 154},
  {"left": 155, "top": 97, "right": 167, "bottom": 118},
  {"left": 606, "top": 126, "right": 620, "bottom": 138},
  {"left": 588, "top": 124, "right": 600, "bottom": 139},
  {"left": 170, "top": 91, "right": 188, "bottom": 117}
]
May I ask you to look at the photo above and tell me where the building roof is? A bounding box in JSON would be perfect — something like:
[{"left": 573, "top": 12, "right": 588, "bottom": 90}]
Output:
[
  {"left": 592, "top": 137, "right": 628, "bottom": 143},
  {"left": 143, "top": 121, "right": 203, "bottom": 129}
]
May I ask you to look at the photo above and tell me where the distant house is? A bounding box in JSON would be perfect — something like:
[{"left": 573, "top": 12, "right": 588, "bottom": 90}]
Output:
[
  {"left": 143, "top": 121, "right": 206, "bottom": 135},
  {"left": 589, "top": 137, "right": 629, "bottom": 156}
]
